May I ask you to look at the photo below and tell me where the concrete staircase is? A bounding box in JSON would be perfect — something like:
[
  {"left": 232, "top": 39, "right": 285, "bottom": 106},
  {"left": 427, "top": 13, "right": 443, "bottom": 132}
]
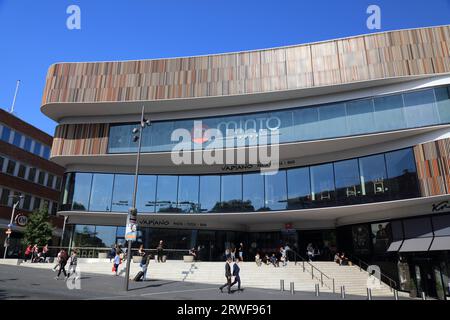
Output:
[{"left": 0, "top": 258, "right": 400, "bottom": 297}]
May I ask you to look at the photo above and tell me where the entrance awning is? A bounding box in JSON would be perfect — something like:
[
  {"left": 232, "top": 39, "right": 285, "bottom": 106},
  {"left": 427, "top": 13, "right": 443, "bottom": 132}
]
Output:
[
  {"left": 399, "top": 217, "right": 434, "bottom": 252},
  {"left": 429, "top": 215, "right": 450, "bottom": 251},
  {"left": 429, "top": 236, "right": 450, "bottom": 251}
]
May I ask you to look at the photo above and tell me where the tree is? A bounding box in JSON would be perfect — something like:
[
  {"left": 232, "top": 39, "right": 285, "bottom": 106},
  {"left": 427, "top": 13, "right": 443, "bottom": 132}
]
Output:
[{"left": 23, "top": 205, "right": 54, "bottom": 247}]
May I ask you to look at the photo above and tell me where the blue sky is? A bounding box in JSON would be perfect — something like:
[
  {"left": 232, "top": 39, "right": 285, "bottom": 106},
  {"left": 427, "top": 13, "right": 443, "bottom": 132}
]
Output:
[{"left": 0, "top": 0, "right": 449, "bottom": 135}]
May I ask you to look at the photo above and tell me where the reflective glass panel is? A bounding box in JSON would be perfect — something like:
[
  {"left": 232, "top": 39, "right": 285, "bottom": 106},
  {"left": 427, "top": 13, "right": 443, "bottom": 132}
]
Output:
[
  {"left": 1, "top": 126, "right": 11, "bottom": 142},
  {"left": 156, "top": 175, "right": 178, "bottom": 212},
  {"left": 89, "top": 174, "right": 114, "bottom": 211},
  {"left": 111, "top": 174, "right": 134, "bottom": 212},
  {"left": 94, "top": 226, "right": 117, "bottom": 248},
  {"left": 108, "top": 124, "right": 137, "bottom": 153},
  {"left": 220, "top": 174, "right": 242, "bottom": 212},
  {"left": 346, "top": 99, "right": 375, "bottom": 135},
  {"left": 177, "top": 175, "right": 200, "bottom": 213},
  {"left": 13, "top": 132, "right": 22, "bottom": 147},
  {"left": 243, "top": 173, "right": 265, "bottom": 211},
  {"left": 373, "top": 94, "right": 406, "bottom": 131},
  {"left": 136, "top": 175, "right": 157, "bottom": 213},
  {"left": 318, "top": 103, "right": 347, "bottom": 139},
  {"left": 310, "top": 163, "right": 335, "bottom": 206},
  {"left": 287, "top": 167, "right": 311, "bottom": 209},
  {"left": 403, "top": 89, "right": 439, "bottom": 128},
  {"left": 265, "top": 170, "right": 287, "bottom": 210},
  {"left": 334, "top": 159, "right": 362, "bottom": 205},
  {"left": 71, "top": 173, "right": 92, "bottom": 211},
  {"left": 293, "top": 107, "right": 320, "bottom": 141},
  {"left": 24, "top": 137, "right": 32, "bottom": 152},
  {"left": 385, "top": 148, "right": 419, "bottom": 199},
  {"left": 199, "top": 175, "right": 221, "bottom": 213},
  {"left": 435, "top": 86, "right": 450, "bottom": 123},
  {"left": 358, "top": 154, "right": 389, "bottom": 202}
]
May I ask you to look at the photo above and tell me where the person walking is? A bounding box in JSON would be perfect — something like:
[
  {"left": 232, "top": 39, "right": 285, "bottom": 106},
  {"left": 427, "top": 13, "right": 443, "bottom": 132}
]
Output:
[
  {"left": 219, "top": 257, "right": 233, "bottom": 294},
  {"left": 307, "top": 243, "right": 315, "bottom": 261},
  {"left": 31, "top": 244, "right": 38, "bottom": 263},
  {"left": 52, "top": 249, "right": 62, "bottom": 272},
  {"left": 42, "top": 244, "right": 49, "bottom": 262},
  {"left": 139, "top": 246, "right": 150, "bottom": 280},
  {"left": 67, "top": 250, "right": 78, "bottom": 278},
  {"left": 55, "top": 249, "right": 68, "bottom": 280},
  {"left": 230, "top": 258, "right": 242, "bottom": 292},
  {"left": 113, "top": 251, "right": 121, "bottom": 276},
  {"left": 156, "top": 240, "right": 164, "bottom": 263}
]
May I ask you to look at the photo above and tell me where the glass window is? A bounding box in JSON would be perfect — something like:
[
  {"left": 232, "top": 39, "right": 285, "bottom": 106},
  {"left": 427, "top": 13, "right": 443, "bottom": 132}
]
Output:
[
  {"left": 13, "top": 132, "right": 22, "bottom": 147},
  {"left": 151, "top": 121, "right": 175, "bottom": 152},
  {"left": 17, "top": 164, "right": 26, "bottom": 178},
  {"left": 94, "top": 226, "right": 117, "bottom": 248},
  {"left": 243, "top": 172, "right": 265, "bottom": 211},
  {"left": 334, "top": 159, "right": 362, "bottom": 205},
  {"left": 1, "top": 126, "right": 11, "bottom": 142},
  {"left": 111, "top": 174, "right": 134, "bottom": 212},
  {"left": 318, "top": 103, "right": 347, "bottom": 139},
  {"left": 265, "top": 170, "right": 287, "bottom": 211},
  {"left": 73, "top": 225, "right": 97, "bottom": 247},
  {"left": 346, "top": 99, "right": 376, "bottom": 135},
  {"left": 359, "top": 154, "right": 389, "bottom": 202},
  {"left": 310, "top": 163, "right": 335, "bottom": 206},
  {"left": 269, "top": 110, "right": 294, "bottom": 143},
  {"left": 0, "top": 156, "right": 3, "bottom": 172},
  {"left": 293, "top": 107, "right": 320, "bottom": 141},
  {"left": 403, "top": 89, "right": 439, "bottom": 128},
  {"left": 199, "top": 175, "right": 221, "bottom": 213},
  {"left": 28, "top": 167, "right": 36, "bottom": 182},
  {"left": 6, "top": 160, "right": 16, "bottom": 175},
  {"left": 385, "top": 148, "right": 419, "bottom": 199},
  {"left": 220, "top": 174, "right": 243, "bottom": 212},
  {"left": 373, "top": 94, "right": 406, "bottom": 131},
  {"left": 71, "top": 173, "right": 93, "bottom": 211},
  {"left": 33, "top": 141, "right": 42, "bottom": 156},
  {"left": 46, "top": 174, "right": 54, "bottom": 188},
  {"left": 89, "top": 174, "right": 114, "bottom": 212},
  {"left": 177, "top": 176, "right": 200, "bottom": 213},
  {"left": 156, "top": 175, "right": 179, "bottom": 212},
  {"left": 38, "top": 171, "right": 46, "bottom": 185},
  {"left": 22, "top": 194, "right": 32, "bottom": 211},
  {"left": 108, "top": 124, "right": 137, "bottom": 153},
  {"left": 55, "top": 176, "right": 62, "bottom": 190},
  {"left": 136, "top": 175, "right": 157, "bottom": 213},
  {"left": 287, "top": 167, "right": 311, "bottom": 209},
  {"left": 42, "top": 146, "right": 51, "bottom": 159},
  {"left": 435, "top": 86, "right": 450, "bottom": 123},
  {"left": 24, "top": 137, "right": 32, "bottom": 152},
  {"left": 33, "top": 197, "right": 41, "bottom": 210},
  {"left": 0, "top": 188, "right": 10, "bottom": 205}
]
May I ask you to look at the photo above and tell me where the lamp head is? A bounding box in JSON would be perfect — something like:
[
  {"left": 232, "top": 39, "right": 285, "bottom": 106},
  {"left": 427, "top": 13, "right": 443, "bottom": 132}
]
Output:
[
  {"left": 132, "top": 127, "right": 139, "bottom": 134},
  {"left": 132, "top": 135, "right": 139, "bottom": 142}
]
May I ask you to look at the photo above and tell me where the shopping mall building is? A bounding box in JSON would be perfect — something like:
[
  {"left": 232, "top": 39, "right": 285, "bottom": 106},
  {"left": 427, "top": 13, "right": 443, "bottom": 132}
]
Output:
[{"left": 42, "top": 25, "right": 450, "bottom": 298}]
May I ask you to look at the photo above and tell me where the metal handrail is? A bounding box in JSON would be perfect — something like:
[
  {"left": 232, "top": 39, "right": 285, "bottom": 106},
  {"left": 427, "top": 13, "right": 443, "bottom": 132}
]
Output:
[
  {"left": 290, "top": 249, "right": 335, "bottom": 293},
  {"left": 347, "top": 253, "right": 397, "bottom": 290}
]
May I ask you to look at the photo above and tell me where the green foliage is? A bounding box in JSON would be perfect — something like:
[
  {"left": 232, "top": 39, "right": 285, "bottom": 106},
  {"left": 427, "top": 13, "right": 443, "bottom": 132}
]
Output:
[{"left": 23, "top": 205, "right": 54, "bottom": 247}]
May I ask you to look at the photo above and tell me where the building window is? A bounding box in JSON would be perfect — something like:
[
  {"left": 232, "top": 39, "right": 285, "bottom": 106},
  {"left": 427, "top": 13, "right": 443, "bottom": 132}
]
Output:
[
  {"left": 310, "top": 163, "right": 335, "bottom": 207},
  {"left": 111, "top": 174, "right": 133, "bottom": 212},
  {"left": 13, "top": 132, "right": 22, "bottom": 147},
  {"left": 42, "top": 146, "right": 51, "bottom": 159},
  {"left": 0, "top": 156, "right": 4, "bottom": 172},
  {"left": 243, "top": 173, "right": 265, "bottom": 212},
  {"left": 28, "top": 167, "right": 37, "bottom": 182},
  {"left": 136, "top": 175, "right": 157, "bottom": 213},
  {"left": 403, "top": 89, "right": 440, "bottom": 128},
  {"left": 265, "top": 170, "right": 287, "bottom": 211},
  {"left": 334, "top": 159, "right": 362, "bottom": 205},
  {"left": 0, "top": 188, "right": 10, "bottom": 205},
  {"left": 38, "top": 171, "right": 46, "bottom": 185},
  {"left": 6, "top": 159, "right": 16, "bottom": 175},
  {"left": 155, "top": 175, "right": 178, "bottom": 212},
  {"left": 24, "top": 137, "right": 32, "bottom": 152},
  {"left": 22, "top": 194, "right": 32, "bottom": 211},
  {"left": 346, "top": 99, "right": 376, "bottom": 136},
  {"left": 33, "top": 197, "right": 41, "bottom": 210},
  {"left": 385, "top": 148, "right": 419, "bottom": 199},
  {"left": 287, "top": 167, "right": 311, "bottom": 209},
  {"left": 46, "top": 174, "right": 54, "bottom": 188},
  {"left": 358, "top": 154, "right": 389, "bottom": 202},
  {"left": 177, "top": 175, "right": 200, "bottom": 213},
  {"left": 1, "top": 126, "right": 11, "bottom": 142},
  {"left": 17, "top": 164, "right": 26, "bottom": 178},
  {"left": 199, "top": 175, "right": 220, "bottom": 213},
  {"left": 220, "top": 174, "right": 242, "bottom": 212},
  {"left": 69, "top": 172, "right": 93, "bottom": 211},
  {"left": 55, "top": 176, "right": 62, "bottom": 190},
  {"left": 33, "top": 141, "right": 42, "bottom": 156},
  {"left": 89, "top": 174, "right": 114, "bottom": 212}
]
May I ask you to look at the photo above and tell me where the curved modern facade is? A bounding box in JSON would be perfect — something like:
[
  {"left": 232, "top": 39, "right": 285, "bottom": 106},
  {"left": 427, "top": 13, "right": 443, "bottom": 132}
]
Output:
[{"left": 43, "top": 25, "right": 450, "bottom": 299}]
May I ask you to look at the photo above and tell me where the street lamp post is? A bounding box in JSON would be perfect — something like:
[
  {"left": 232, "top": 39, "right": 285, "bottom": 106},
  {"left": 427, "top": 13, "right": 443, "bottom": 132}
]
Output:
[
  {"left": 124, "top": 106, "right": 150, "bottom": 291},
  {"left": 3, "top": 194, "right": 24, "bottom": 259}
]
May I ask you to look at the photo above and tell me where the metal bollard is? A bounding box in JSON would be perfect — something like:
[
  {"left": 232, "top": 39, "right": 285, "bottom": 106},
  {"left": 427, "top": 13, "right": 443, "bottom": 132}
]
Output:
[
  {"left": 422, "top": 292, "right": 426, "bottom": 300},
  {"left": 332, "top": 279, "right": 335, "bottom": 294},
  {"left": 367, "top": 288, "right": 372, "bottom": 300},
  {"left": 280, "top": 280, "right": 285, "bottom": 291},
  {"left": 315, "top": 283, "right": 320, "bottom": 296},
  {"left": 394, "top": 290, "right": 399, "bottom": 300},
  {"left": 290, "top": 282, "right": 295, "bottom": 295},
  {"left": 340, "top": 285, "right": 346, "bottom": 299}
]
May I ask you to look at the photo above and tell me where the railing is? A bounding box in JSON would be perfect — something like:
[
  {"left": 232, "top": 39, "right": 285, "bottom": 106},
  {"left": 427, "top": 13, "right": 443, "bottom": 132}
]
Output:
[
  {"left": 290, "top": 249, "right": 336, "bottom": 293},
  {"left": 347, "top": 253, "right": 397, "bottom": 291}
]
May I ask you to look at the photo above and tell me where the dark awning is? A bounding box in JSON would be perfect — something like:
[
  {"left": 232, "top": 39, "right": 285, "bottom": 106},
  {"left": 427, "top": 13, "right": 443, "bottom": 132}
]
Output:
[
  {"left": 429, "top": 215, "right": 450, "bottom": 251},
  {"left": 387, "top": 221, "right": 404, "bottom": 252},
  {"left": 399, "top": 217, "right": 433, "bottom": 252}
]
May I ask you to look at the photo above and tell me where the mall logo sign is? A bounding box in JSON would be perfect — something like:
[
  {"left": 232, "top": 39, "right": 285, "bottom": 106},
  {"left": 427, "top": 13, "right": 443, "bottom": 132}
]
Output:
[{"left": 171, "top": 120, "right": 280, "bottom": 174}]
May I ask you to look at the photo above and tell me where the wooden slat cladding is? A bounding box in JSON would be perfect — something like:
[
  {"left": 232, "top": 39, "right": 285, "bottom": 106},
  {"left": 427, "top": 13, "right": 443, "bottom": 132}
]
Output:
[
  {"left": 51, "top": 123, "right": 109, "bottom": 156},
  {"left": 414, "top": 138, "right": 450, "bottom": 197},
  {"left": 42, "top": 26, "right": 450, "bottom": 105}
]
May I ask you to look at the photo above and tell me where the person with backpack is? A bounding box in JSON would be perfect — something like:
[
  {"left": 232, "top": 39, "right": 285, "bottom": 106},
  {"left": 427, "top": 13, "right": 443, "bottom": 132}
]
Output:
[{"left": 55, "top": 249, "right": 68, "bottom": 280}]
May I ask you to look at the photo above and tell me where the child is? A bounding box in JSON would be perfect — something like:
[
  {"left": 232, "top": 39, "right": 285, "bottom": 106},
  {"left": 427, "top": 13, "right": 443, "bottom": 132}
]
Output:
[{"left": 113, "top": 252, "right": 121, "bottom": 276}]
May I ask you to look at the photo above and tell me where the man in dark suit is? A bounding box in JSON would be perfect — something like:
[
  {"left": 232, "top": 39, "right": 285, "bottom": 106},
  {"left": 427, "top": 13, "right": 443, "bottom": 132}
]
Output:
[
  {"left": 219, "top": 257, "right": 232, "bottom": 294},
  {"left": 230, "top": 258, "right": 242, "bottom": 291}
]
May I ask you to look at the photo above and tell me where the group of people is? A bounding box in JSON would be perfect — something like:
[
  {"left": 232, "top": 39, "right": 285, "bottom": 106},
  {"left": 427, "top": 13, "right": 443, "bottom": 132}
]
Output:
[
  {"left": 53, "top": 248, "right": 79, "bottom": 280},
  {"left": 24, "top": 244, "right": 49, "bottom": 263},
  {"left": 224, "top": 243, "right": 244, "bottom": 262},
  {"left": 333, "top": 252, "right": 351, "bottom": 266},
  {"left": 255, "top": 245, "right": 290, "bottom": 267}
]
